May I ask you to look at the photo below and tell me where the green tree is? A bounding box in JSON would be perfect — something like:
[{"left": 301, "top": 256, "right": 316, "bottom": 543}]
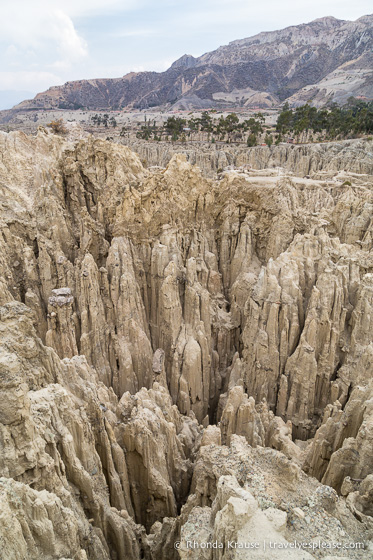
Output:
[
  {"left": 164, "top": 116, "right": 186, "bottom": 139},
  {"left": 199, "top": 112, "right": 214, "bottom": 132},
  {"left": 275, "top": 99, "right": 373, "bottom": 140},
  {"left": 247, "top": 133, "right": 257, "bottom": 147},
  {"left": 265, "top": 134, "right": 273, "bottom": 147}
]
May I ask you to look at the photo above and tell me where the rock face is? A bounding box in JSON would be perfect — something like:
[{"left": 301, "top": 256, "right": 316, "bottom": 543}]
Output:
[
  {"left": 1, "top": 14, "right": 372, "bottom": 116},
  {"left": 0, "top": 129, "right": 372, "bottom": 559}
]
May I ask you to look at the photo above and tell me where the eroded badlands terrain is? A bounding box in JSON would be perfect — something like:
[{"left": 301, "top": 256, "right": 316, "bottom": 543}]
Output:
[{"left": 0, "top": 130, "right": 372, "bottom": 559}]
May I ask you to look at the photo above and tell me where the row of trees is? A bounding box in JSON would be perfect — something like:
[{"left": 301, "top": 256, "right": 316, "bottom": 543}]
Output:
[
  {"left": 136, "top": 99, "right": 373, "bottom": 144},
  {"left": 136, "top": 112, "right": 266, "bottom": 143},
  {"left": 276, "top": 99, "right": 373, "bottom": 138}
]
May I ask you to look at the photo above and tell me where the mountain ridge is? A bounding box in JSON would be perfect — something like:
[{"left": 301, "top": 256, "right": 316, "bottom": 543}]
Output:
[{"left": 2, "top": 14, "right": 373, "bottom": 117}]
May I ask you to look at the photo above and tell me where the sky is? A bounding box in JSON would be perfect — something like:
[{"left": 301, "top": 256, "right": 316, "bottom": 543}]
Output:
[{"left": 0, "top": 0, "right": 372, "bottom": 109}]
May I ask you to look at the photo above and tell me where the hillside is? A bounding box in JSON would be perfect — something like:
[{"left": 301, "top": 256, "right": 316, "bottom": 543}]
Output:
[{"left": 3, "top": 14, "right": 373, "bottom": 118}]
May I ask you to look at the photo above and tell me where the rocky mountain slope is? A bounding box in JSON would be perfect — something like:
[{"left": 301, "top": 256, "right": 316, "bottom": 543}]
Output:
[
  {"left": 2, "top": 14, "right": 373, "bottom": 119},
  {"left": 0, "top": 130, "right": 372, "bottom": 559}
]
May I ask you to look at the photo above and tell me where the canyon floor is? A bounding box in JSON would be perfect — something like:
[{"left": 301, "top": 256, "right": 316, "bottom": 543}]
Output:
[{"left": 0, "top": 129, "right": 372, "bottom": 559}]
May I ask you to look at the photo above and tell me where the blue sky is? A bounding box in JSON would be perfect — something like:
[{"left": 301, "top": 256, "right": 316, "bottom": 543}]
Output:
[{"left": 0, "top": 0, "right": 372, "bottom": 109}]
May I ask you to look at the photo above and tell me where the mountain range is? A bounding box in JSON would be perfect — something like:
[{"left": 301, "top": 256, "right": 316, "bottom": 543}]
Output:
[{"left": 5, "top": 14, "right": 373, "bottom": 114}]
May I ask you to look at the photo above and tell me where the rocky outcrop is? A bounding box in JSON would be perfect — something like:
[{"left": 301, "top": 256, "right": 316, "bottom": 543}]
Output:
[
  {"left": 178, "top": 437, "right": 371, "bottom": 559},
  {"left": 217, "top": 385, "right": 303, "bottom": 463},
  {"left": 179, "top": 475, "right": 315, "bottom": 560},
  {"left": 304, "top": 381, "right": 373, "bottom": 492},
  {"left": 0, "top": 301, "right": 147, "bottom": 560},
  {"left": 0, "top": 298, "right": 200, "bottom": 559},
  {"left": 0, "top": 477, "right": 94, "bottom": 560},
  {"left": 240, "top": 231, "right": 372, "bottom": 438},
  {"left": 0, "top": 129, "right": 372, "bottom": 558},
  {"left": 115, "top": 385, "right": 200, "bottom": 529}
]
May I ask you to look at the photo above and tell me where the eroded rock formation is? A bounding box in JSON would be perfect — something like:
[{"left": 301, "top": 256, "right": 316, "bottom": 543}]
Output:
[
  {"left": 122, "top": 137, "right": 373, "bottom": 178},
  {"left": 0, "top": 129, "right": 372, "bottom": 559}
]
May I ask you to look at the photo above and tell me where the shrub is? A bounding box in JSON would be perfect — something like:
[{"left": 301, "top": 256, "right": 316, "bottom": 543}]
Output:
[{"left": 46, "top": 119, "right": 67, "bottom": 135}]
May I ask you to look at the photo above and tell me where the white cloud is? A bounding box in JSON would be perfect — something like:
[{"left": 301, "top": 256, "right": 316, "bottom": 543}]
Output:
[
  {"left": 0, "top": 3, "right": 88, "bottom": 69},
  {"left": 51, "top": 10, "right": 88, "bottom": 62},
  {"left": 0, "top": 0, "right": 146, "bottom": 82}
]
